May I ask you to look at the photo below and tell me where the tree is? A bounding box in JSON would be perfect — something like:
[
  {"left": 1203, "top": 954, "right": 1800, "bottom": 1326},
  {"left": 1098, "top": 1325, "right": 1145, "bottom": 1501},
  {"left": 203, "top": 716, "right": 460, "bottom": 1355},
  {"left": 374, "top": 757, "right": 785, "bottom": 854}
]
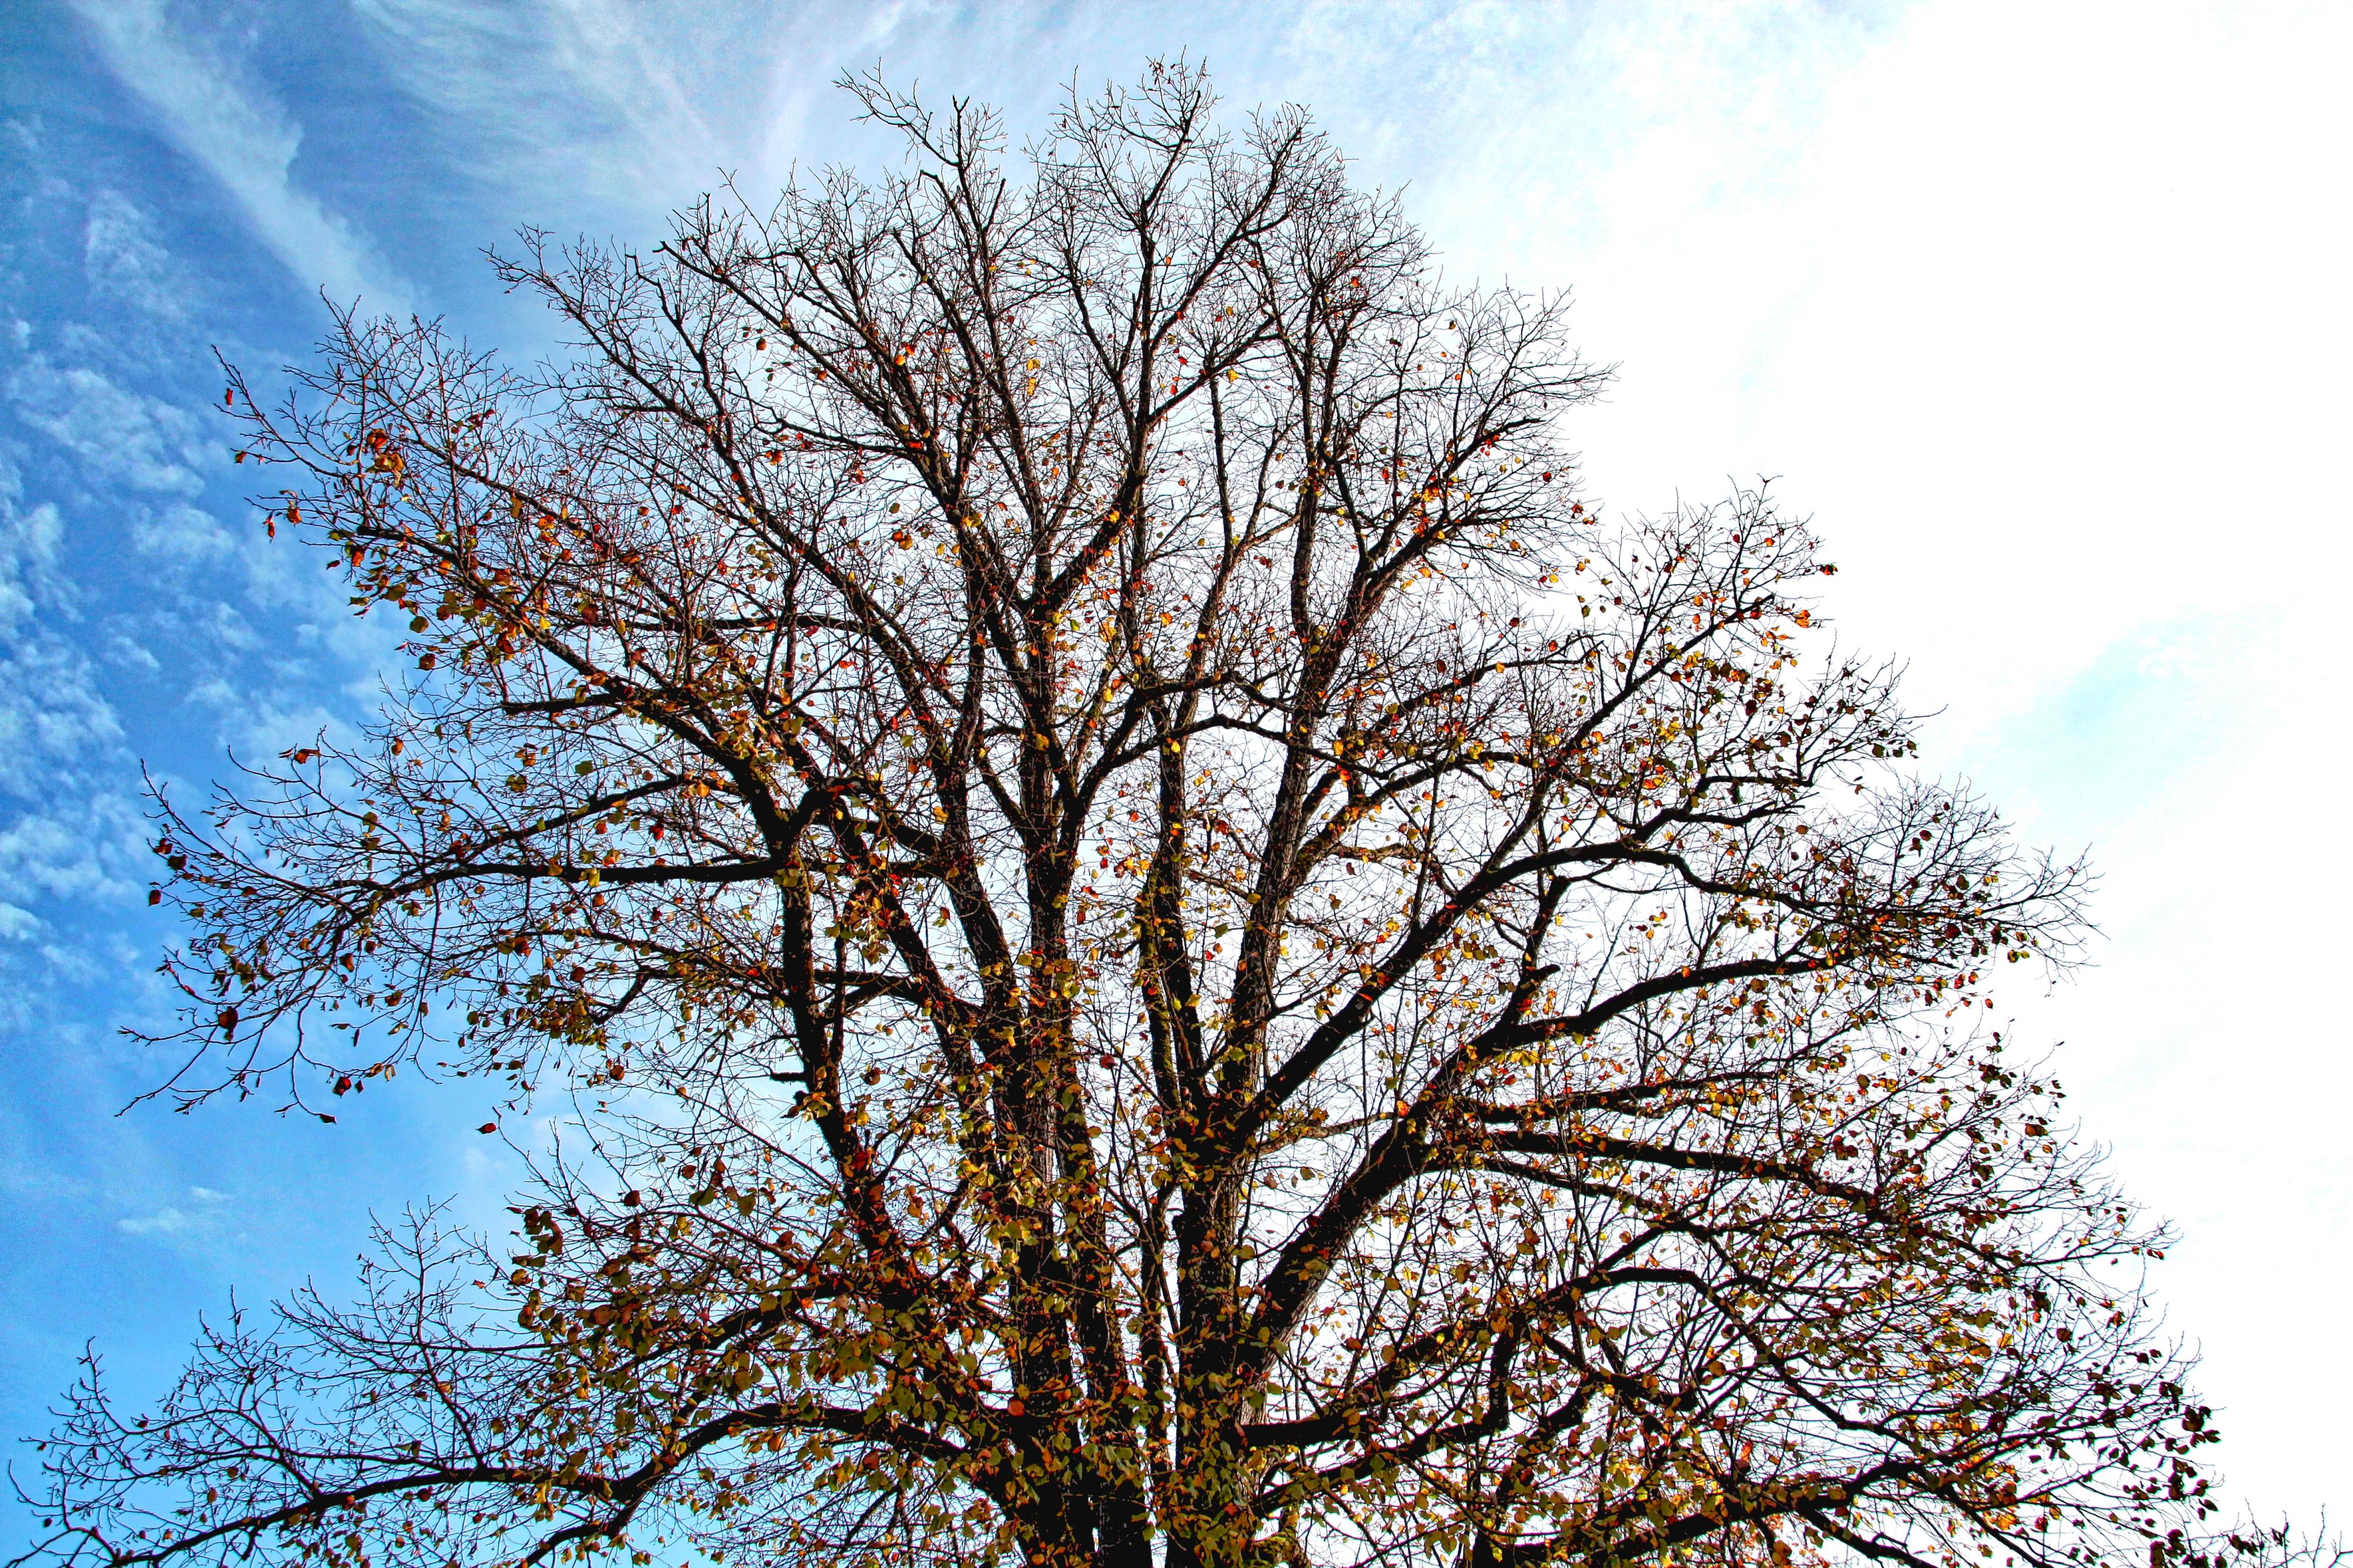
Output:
[{"left": 20, "top": 65, "right": 2225, "bottom": 1568}]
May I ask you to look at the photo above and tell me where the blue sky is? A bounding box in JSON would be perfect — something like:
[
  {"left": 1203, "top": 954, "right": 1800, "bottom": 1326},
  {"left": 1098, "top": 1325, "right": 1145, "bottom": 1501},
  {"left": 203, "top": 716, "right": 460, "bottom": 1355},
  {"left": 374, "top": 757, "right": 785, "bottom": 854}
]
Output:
[{"left": 2, "top": 0, "right": 2347, "bottom": 1532}]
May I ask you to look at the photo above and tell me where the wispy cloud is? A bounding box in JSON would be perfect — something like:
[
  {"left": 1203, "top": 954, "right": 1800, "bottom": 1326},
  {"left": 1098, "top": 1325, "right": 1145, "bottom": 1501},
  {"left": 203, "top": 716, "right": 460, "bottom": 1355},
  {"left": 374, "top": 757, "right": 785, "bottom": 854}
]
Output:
[
  {"left": 0, "top": 458, "right": 143, "bottom": 930},
  {"left": 118, "top": 1184, "right": 230, "bottom": 1236},
  {"left": 5, "top": 355, "right": 210, "bottom": 496},
  {"left": 350, "top": 0, "right": 930, "bottom": 232},
  {"left": 130, "top": 501, "right": 232, "bottom": 564},
  {"left": 0, "top": 633, "right": 122, "bottom": 798},
  {"left": 0, "top": 458, "right": 65, "bottom": 631},
  {"left": 68, "top": 0, "right": 408, "bottom": 313},
  {"left": 82, "top": 189, "right": 191, "bottom": 323}
]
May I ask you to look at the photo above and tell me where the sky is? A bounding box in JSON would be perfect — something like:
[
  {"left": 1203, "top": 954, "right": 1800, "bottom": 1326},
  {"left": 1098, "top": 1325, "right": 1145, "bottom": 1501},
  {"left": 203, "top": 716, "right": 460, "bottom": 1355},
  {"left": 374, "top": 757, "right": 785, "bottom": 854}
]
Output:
[{"left": 2, "top": 0, "right": 2347, "bottom": 1534}]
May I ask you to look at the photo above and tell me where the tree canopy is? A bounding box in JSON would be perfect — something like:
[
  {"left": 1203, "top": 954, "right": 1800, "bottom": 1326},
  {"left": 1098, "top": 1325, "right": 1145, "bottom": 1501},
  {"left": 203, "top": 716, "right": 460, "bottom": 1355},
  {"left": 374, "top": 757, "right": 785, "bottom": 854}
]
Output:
[{"left": 19, "top": 64, "right": 2230, "bottom": 1568}]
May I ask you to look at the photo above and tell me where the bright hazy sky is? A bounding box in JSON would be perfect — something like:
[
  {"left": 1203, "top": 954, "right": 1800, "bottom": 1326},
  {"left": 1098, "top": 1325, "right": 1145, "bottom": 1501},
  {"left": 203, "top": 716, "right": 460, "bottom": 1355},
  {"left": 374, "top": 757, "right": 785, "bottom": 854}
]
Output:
[{"left": 2, "top": 0, "right": 2345, "bottom": 1532}]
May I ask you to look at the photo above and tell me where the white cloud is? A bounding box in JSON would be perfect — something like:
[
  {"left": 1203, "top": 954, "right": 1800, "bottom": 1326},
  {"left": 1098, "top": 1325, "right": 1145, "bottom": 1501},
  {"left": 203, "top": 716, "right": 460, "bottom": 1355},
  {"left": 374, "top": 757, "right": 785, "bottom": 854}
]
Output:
[
  {"left": 0, "top": 459, "right": 144, "bottom": 909},
  {"left": 118, "top": 1185, "right": 229, "bottom": 1236},
  {"left": 0, "top": 466, "right": 65, "bottom": 629},
  {"left": 0, "top": 453, "right": 124, "bottom": 810},
  {"left": 349, "top": 0, "right": 945, "bottom": 237},
  {"left": 5, "top": 355, "right": 210, "bottom": 496},
  {"left": 0, "top": 769, "right": 144, "bottom": 893},
  {"left": 82, "top": 188, "right": 189, "bottom": 322},
  {"left": 102, "top": 629, "right": 159, "bottom": 672},
  {"left": 131, "top": 500, "right": 232, "bottom": 561},
  {"left": 201, "top": 599, "right": 257, "bottom": 652},
  {"left": 1260, "top": 0, "right": 2353, "bottom": 741},
  {"left": 0, "top": 634, "right": 122, "bottom": 796},
  {"left": 179, "top": 675, "right": 238, "bottom": 711},
  {"left": 68, "top": 0, "right": 408, "bottom": 313},
  {"left": 195, "top": 689, "right": 351, "bottom": 765}
]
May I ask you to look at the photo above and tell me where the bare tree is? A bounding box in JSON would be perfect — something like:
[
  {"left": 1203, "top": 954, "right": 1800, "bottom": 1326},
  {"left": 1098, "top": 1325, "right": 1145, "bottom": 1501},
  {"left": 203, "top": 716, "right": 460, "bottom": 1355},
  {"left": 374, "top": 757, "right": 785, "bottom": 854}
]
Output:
[{"left": 19, "top": 65, "right": 2228, "bottom": 1568}]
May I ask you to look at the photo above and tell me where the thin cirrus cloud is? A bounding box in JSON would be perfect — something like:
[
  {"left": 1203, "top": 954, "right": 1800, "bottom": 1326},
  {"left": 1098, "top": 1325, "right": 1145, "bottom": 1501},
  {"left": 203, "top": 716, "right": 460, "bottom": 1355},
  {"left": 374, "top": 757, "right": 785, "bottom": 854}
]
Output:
[
  {"left": 346, "top": 0, "right": 934, "bottom": 230},
  {"left": 351, "top": 0, "right": 768, "bottom": 204},
  {"left": 67, "top": 0, "right": 409, "bottom": 317}
]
